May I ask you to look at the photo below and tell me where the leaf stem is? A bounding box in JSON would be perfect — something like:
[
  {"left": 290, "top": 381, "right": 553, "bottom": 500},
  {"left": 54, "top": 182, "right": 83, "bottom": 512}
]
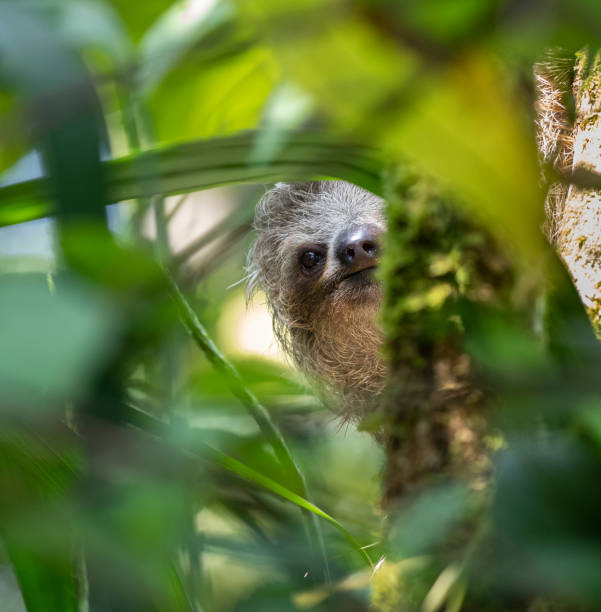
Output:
[{"left": 167, "top": 274, "right": 306, "bottom": 495}]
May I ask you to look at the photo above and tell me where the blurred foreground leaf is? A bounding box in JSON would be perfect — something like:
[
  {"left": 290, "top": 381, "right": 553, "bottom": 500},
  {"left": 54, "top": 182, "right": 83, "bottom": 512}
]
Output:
[
  {"left": 0, "top": 92, "right": 27, "bottom": 176},
  {"left": 0, "top": 274, "right": 118, "bottom": 409},
  {"left": 493, "top": 437, "right": 601, "bottom": 603},
  {"left": 0, "top": 2, "right": 107, "bottom": 223},
  {"left": 386, "top": 54, "right": 545, "bottom": 265},
  {"left": 127, "top": 404, "right": 373, "bottom": 569},
  {"left": 3, "top": 543, "right": 77, "bottom": 612},
  {"left": 0, "top": 422, "right": 83, "bottom": 612},
  {"left": 139, "top": 0, "right": 235, "bottom": 94},
  {"left": 388, "top": 483, "right": 474, "bottom": 560},
  {"left": 150, "top": 45, "right": 278, "bottom": 141}
]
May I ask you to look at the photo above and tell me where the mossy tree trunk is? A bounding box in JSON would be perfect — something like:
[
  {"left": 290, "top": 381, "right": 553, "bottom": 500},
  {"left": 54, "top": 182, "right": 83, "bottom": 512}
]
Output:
[
  {"left": 373, "top": 169, "right": 520, "bottom": 610},
  {"left": 378, "top": 170, "right": 514, "bottom": 506}
]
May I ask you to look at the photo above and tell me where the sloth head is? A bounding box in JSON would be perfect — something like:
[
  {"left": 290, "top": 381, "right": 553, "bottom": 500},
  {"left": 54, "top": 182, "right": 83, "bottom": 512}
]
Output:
[{"left": 246, "top": 180, "right": 387, "bottom": 420}]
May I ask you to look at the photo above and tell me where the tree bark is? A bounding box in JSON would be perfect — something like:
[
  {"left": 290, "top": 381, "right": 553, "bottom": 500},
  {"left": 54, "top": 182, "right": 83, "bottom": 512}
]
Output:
[
  {"left": 537, "top": 48, "right": 601, "bottom": 330},
  {"left": 379, "top": 173, "right": 513, "bottom": 504}
]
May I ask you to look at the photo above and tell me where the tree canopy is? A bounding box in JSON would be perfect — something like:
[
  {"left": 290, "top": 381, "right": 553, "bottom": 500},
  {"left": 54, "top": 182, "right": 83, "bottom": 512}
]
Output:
[{"left": 1, "top": 1, "right": 601, "bottom": 611}]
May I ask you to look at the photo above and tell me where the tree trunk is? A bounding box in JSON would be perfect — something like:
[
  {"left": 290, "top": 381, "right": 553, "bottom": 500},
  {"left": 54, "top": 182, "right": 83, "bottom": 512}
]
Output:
[
  {"left": 537, "top": 48, "right": 601, "bottom": 330},
  {"left": 378, "top": 171, "right": 513, "bottom": 506},
  {"left": 373, "top": 168, "right": 519, "bottom": 611}
]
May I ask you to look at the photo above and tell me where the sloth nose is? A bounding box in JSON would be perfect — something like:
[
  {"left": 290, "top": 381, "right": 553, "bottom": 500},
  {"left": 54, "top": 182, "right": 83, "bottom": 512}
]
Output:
[{"left": 335, "top": 224, "right": 381, "bottom": 273}]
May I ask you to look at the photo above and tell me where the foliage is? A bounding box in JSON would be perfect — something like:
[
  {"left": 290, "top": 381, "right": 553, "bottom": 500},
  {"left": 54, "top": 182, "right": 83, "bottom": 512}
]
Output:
[{"left": 1, "top": 1, "right": 601, "bottom": 611}]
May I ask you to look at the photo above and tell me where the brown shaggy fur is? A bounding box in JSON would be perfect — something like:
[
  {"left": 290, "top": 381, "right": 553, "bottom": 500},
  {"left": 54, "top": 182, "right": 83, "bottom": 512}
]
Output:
[
  {"left": 246, "top": 181, "right": 387, "bottom": 420},
  {"left": 534, "top": 53, "right": 575, "bottom": 242}
]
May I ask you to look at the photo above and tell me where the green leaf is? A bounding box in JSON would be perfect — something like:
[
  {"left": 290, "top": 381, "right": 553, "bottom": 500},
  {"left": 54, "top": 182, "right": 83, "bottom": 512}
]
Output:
[
  {"left": 105, "top": 0, "right": 174, "bottom": 43},
  {"left": 493, "top": 437, "right": 601, "bottom": 601},
  {"left": 398, "top": 0, "right": 500, "bottom": 46},
  {"left": 3, "top": 538, "right": 78, "bottom": 612},
  {"left": 59, "top": 223, "right": 165, "bottom": 291},
  {"left": 200, "top": 439, "right": 374, "bottom": 569},
  {"left": 385, "top": 54, "right": 545, "bottom": 265},
  {"left": 388, "top": 483, "right": 473, "bottom": 559},
  {"left": 124, "top": 405, "right": 373, "bottom": 569},
  {"left": 0, "top": 197, "right": 49, "bottom": 227},
  {"left": 139, "top": 0, "right": 235, "bottom": 94},
  {"left": 0, "top": 3, "right": 107, "bottom": 222},
  {"left": 0, "top": 91, "right": 27, "bottom": 176},
  {"left": 0, "top": 131, "right": 383, "bottom": 226},
  {"left": 150, "top": 44, "right": 278, "bottom": 141},
  {"left": 0, "top": 425, "right": 82, "bottom": 612},
  {"left": 258, "top": 14, "right": 416, "bottom": 133},
  {"left": 44, "top": 0, "right": 133, "bottom": 66},
  {"left": 0, "top": 274, "right": 118, "bottom": 409}
]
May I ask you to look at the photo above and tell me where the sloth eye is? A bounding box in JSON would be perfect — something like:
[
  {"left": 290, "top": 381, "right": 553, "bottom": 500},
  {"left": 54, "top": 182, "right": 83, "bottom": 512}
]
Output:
[{"left": 300, "top": 250, "right": 323, "bottom": 271}]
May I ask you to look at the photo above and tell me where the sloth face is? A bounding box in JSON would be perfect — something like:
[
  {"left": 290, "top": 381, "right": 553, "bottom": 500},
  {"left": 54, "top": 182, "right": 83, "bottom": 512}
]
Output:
[
  {"left": 247, "top": 181, "right": 387, "bottom": 416},
  {"left": 292, "top": 221, "right": 382, "bottom": 299},
  {"left": 247, "top": 181, "right": 386, "bottom": 331}
]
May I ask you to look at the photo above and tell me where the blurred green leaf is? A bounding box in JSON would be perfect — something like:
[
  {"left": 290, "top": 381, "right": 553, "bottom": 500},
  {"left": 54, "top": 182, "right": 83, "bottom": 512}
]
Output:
[
  {"left": 578, "top": 404, "right": 601, "bottom": 450},
  {"left": 493, "top": 437, "right": 601, "bottom": 601},
  {"left": 0, "top": 3, "right": 107, "bottom": 222},
  {"left": 198, "top": 438, "right": 375, "bottom": 569},
  {"left": 464, "top": 304, "right": 549, "bottom": 380},
  {"left": 30, "top": 0, "right": 133, "bottom": 67},
  {"left": 396, "top": 0, "right": 500, "bottom": 46},
  {"left": 385, "top": 54, "right": 545, "bottom": 266},
  {"left": 0, "top": 199, "right": 48, "bottom": 227},
  {"left": 388, "top": 483, "right": 473, "bottom": 559},
  {"left": 0, "top": 424, "right": 83, "bottom": 612},
  {"left": 105, "top": 0, "right": 174, "bottom": 43},
  {"left": 60, "top": 223, "right": 165, "bottom": 291},
  {"left": 0, "top": 274, "right": 118, "bottom": 408},
  {"left": 3, "top": 541, "right": 78, "bottom": 612},
  {"left": 139, "top": 0, "right": 235, "bottom": 94},
  {"left": 0, "top": 92, "right": 27, "bottom": 176},
  {"left": 260, "top": 13, "right": 417, "bottom": 132},
  {"left": 543, "top": 258, "right": 601, "bottom": 365},
  {"left": 249, "top": 82, "right": 313, "bottom": 161},
  {"left": 150, "top": 45, "right": 278, "bottom": 141}
]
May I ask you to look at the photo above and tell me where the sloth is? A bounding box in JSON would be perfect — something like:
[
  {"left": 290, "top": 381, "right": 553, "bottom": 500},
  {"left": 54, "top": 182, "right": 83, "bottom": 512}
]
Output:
[{"left": 246, "top": 180, "right": 387, "bottom": 420}]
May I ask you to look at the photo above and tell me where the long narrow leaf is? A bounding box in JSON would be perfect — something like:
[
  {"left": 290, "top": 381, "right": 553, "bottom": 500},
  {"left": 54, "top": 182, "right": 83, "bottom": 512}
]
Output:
[
  {"left": 0, "top": 3, "right": 107, "bottom": 223},
  {"left": 206, "top": 443, "right": 374, "bottom": 569},
  {"left": 124, "top": 404, "right": 373, "bottom": 569},
  {"left": 2, "top": 539, "right": 78, "bottom": 612},
  {"left": 0, "top": 131, "right": 383, "bottom": 227},
  {"left": 168, "top": 272, "right": 332, "bottom": 579}
]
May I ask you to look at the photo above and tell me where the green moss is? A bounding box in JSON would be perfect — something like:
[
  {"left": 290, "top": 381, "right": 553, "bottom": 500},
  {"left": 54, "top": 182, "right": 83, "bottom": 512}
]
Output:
[
  {"left": 577, "top": 48, "right": 601, "bottom": 104},
  {"left": 380, "top": 166, "right": 512, "bottom": 373}
]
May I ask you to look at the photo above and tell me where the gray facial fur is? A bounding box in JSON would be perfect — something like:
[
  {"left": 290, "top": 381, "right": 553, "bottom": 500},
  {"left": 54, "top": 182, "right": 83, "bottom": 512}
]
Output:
[{"left": 246, "top": 180, "right": 387, "bottom": 420}]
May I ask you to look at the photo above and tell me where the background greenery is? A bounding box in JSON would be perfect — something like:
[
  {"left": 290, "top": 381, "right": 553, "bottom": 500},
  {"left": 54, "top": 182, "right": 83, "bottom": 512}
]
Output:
[{"left": 1, "top": 1, "right": 601, "bottom": 610}]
